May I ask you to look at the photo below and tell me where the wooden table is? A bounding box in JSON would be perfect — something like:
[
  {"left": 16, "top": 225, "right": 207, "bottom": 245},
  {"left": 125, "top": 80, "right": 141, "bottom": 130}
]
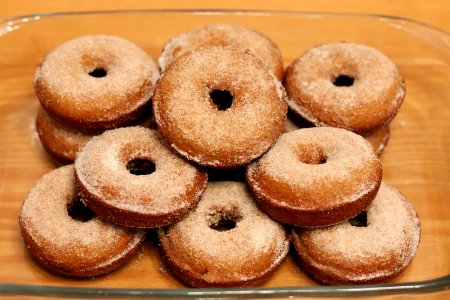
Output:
[{"left": 0, "top": 1, "right": 448, "bottom": 299}]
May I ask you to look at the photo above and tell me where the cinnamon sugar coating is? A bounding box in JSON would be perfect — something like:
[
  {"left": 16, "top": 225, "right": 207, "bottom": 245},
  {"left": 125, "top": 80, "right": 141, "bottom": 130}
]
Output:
[
  {"left": 158, "top": 181, "right": 289, "bottom": 287},
  {"left": 246, "top": 127, "right": 382, "bottom": 227},
  {"left": 284, "top": 42, "right": 405, "bottom": 133},
  {"left": 153, "top": 46, "right": 287, "bottom": 168},
  {"left": 34, "top": 35, "right": 159, "bottom": 133},
  {"left": 292, "top": 182, "right": 420, "bottom": 284},
  {"left": 159, "top": 23, "right": 284, "bottom": 80},
  {"left": 75, "top": 127, "right": 208, "bottom": 228},
  {"left": 19, "top": 165, "right": 146, "bottom": 277}
]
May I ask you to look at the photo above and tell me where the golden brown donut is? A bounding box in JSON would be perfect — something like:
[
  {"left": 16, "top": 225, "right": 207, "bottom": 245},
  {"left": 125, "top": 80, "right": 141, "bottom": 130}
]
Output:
[
  {"left": 159, "top": 23, "right": 284, "bottom": 80},
  {"left": 246, "top": 127, "right": 382, "bottom": 227},
  {"left": 19, "top": 165, "right": 146, "bottom": 277},
  {"left": 283, "top": 112, "right": 390, "bottom": 156},
  {"left": 36, "top": 108, "right": 92, "bottom": 165},
  {"left": 360, "top": 123, "right": 390, "bottom": 156},
  {"left": 158, "top": 181, "right": 290, "bottom": 287},
  {"left": 75, "top": 127, "right": 208, "bottom": 228},
  {"left": 36, "top": 107, "right": 156, "bottom": 165},
  {"left": 153, "top": 46, "right": 287, "bottom": 169},
  {"left": 34, "top": 35, "right": 159, "bottom": 133},
  {"left": 284, "top": 42, "right": 405, "bottom": 133},
  {"left": 292, "top": 182, "right": 420, "bottom": 284}
]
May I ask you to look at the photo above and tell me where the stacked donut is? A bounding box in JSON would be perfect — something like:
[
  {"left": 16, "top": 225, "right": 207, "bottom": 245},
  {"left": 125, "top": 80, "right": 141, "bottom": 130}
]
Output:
[
  {"left": 20, "top": 24, "right": 420, "bottom": 287},
  {"left": 34, "top": 35, "right": 160, "bottom": 164},
  {"left": 283, "top": 43, "right": 406, "bottom": 156}
]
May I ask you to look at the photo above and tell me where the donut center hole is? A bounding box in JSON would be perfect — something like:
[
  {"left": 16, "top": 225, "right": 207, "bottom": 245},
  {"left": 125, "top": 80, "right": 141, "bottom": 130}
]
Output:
[
  {"left": 298, "top": 145, "right": 327, "bottom": 164},
  {"left": 349, "top": 211, "right": 368, "bottom": 227},
  {"left": 126, "top": 158, "right": 156, "bottom": 175},
  {"left": 210, "top": 90, "right": 233, "bottom": 110},
  {"left": 88, "top": 68, "right": 107, "bottom": 78},
  {"left": 332, "top": 75, "right": 354, "bottom": 87},
  {"left": 207, "top": 205, "right": 242, "bottom": 231},
  {"left": 67, "top": 197, "right": 95, "bottom": 222}
]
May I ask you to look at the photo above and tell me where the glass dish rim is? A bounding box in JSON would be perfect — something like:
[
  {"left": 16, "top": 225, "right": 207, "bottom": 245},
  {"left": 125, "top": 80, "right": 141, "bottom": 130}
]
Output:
[{"left": 0, "top": 9, "right": 449, "bottom": 298}]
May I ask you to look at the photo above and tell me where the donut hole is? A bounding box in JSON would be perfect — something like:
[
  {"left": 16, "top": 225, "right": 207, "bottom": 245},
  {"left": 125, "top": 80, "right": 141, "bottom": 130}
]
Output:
[
  {"left": 332, "top": 74, "right": 354, "bottom": 87},
  {"left": 206, "top": 205, "right": 242, "bottom": 231},
  {"left": 349, "top": 211, "right": 368, "bottom": 227},
  {"left": 88, "top": 68, "right": 107, "bottom": 78},
  {"left": 126, "top": 158, "right": 156, "bottom": 175},
  {"left": 297, "top": 145, "right": 328, "bottom": 165},
  {"left": 67, "top": 197, "right": 95, "bottom": 222},
  {"left": 210, "top": 90, "right": 233, "bottom": 110}
]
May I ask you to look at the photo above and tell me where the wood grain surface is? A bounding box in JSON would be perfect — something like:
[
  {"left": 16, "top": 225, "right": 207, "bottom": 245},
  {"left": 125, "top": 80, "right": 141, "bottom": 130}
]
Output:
[{"left": 0, "top": 4, "right": 448, "bottom": 300}]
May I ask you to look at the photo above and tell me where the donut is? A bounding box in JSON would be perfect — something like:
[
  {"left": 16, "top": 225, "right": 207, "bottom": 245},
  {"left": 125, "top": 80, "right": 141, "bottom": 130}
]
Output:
[
  {"left": 284, "top": 42, "right": 405, "bottom": 133},
  {"left": 158, "top": 181, "right": 289, "bottom": 287},
  {"left": 36, "top": 108, "right": 92, "bottom": 165},
  {"left": 283, "top": 112, "right": 390, "bottom": 156},
  {"left": 246, "top": 127, "right": 382, "bottom": 227},
  {"left": 159, "top": 23, "right": 284, "bottom": 80},
  {"left": 34, "top": 35, "right": 159, "bottom": 133},
  {"left": 19, "top": 165, "right": 146, "bottom": 277},
  {"left": 360, "top": 123, "right": 390, "bottom": 156},
  {"left": 292, "top": 182, "right": 420, "bottom": 284},
  {"left": 153, "top": 46, "right": 287, "bottom": 169},
  {"left": 75, "top": 127, "right": 208, "bottom": 228},
  {"left": 36, "top": 108, "right": 156, "bottom": 165}
]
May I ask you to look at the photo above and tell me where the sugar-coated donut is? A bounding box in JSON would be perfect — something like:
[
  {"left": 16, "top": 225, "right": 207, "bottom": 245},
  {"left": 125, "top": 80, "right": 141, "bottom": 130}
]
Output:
[
  {"left": 246, "top": 127, "right": 382, "bottom": 227},
  {"left": 158, "top": 181, "right": 289, "bottom": 287},
  {"left": 34, "top": 35, "right": 159, "bottom": 133},
  {"left": 153, "top": 46, "right": 287, "bottom": 169},
  {"left": 75, "top": 127, "right": 208, "bottom": 228},
  {"left": 19, "top": 165, "right": 146, "bottom": 277},
  {"left": 360, "top": 123, "right": 390, "bottom": 156},
  {"left": 36, "top": 108, "right": 92, "bottom": 165},
  {"left": 159, "top": 23, "right": 284, "bottom": 80},
  {"left": 36, "top": 108, "right": 156, "bottom": 165},
  {"left": 284, "top": 42, "right": 405, "bottom": 133},
  {"left": 292, "top": 182, "right": 420, "bottom": 284},
  {"left": 283, "top": 113, "right": 390, "bottom": 156}
]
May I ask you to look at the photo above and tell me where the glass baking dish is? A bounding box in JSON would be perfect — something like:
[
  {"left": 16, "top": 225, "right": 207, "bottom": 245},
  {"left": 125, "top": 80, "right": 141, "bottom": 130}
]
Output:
[{"left": 0, "top": 9, "right": 448, "bottom": 299}]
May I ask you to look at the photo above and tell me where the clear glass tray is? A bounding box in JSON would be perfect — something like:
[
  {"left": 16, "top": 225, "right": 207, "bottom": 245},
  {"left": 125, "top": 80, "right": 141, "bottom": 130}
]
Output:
[{"left": 0, "top": 9, "right": 448, "bottom": 299}]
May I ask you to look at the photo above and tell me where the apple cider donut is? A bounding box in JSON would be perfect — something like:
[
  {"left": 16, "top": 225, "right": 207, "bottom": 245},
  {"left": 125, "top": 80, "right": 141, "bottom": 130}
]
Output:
[
  {"left": 153, "top": 46, "right": 287, "bottom": 169},
  {"left": 360, "top": 123, "right": 390, "bottom": 156},
  {"left": 284, "top": 42, "right": 405, "bottom": 133},
  {"left": 36, "top": 108, "right": 92, "bottom": 165},
  {"left": 158, "top": 23, "right": 284, "bottom": 80},
  {"left": 36, "top": 108, "right": 156, "bottom": 165},
  {"left": 292, "top": 182, "right": 420, "bottom": 284},
  {"left": 34, "top": 35, "right": 159, "bottom": 133},
  {"left": 75, "top": 127, "right": 208, "bottom": 228},
  {"left": 158, "top": 181, "right": 290, "bottom": 287},
  {"left": 19, "top": 165, "right": 146, "bottom": 277},
  {"left": 246, "top": 127, "right": 382, "bottom": 227}
]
